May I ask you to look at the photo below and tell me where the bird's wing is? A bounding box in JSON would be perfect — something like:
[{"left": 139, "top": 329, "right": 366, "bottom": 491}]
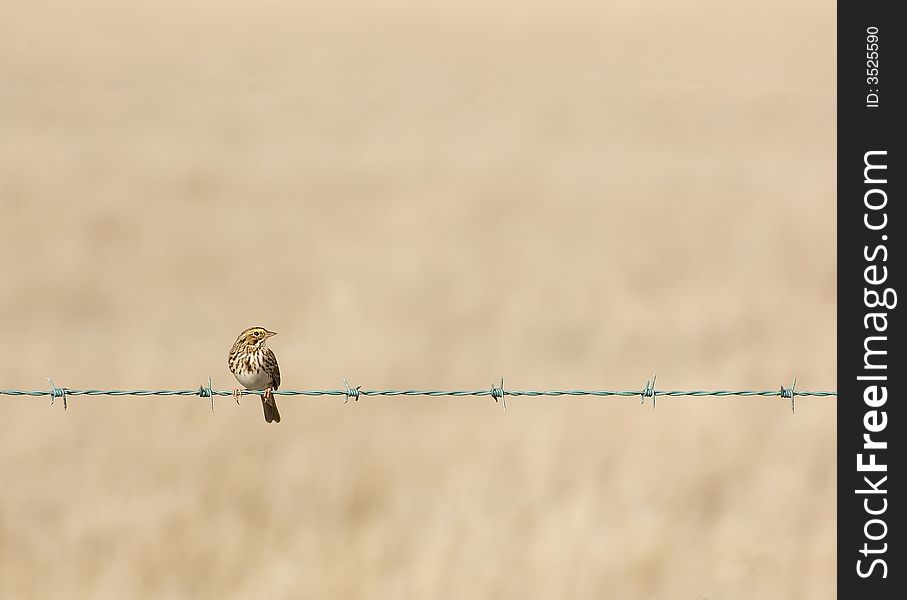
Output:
[{"left": 265, "top": 347, "right": 281, "bottom": 389}]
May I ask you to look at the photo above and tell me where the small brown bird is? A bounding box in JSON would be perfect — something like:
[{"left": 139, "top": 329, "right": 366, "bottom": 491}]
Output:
[{"left": 228, "top": 326, "right": 282, "bottom": 423}]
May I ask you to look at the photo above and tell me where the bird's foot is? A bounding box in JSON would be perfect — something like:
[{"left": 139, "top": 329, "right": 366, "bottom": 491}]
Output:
[{"left": 233, "top": 389, "right": 243, "bottom": 404}]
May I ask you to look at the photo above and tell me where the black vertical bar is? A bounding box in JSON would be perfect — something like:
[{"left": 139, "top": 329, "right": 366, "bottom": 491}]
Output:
[{"left": 838, "top": 1, "right": 903, "bottom": 597}]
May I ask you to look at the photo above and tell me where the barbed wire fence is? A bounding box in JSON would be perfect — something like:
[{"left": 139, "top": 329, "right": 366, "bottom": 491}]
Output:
[{"left": 0, "top": 375, "right": 837, "bottom": 413}]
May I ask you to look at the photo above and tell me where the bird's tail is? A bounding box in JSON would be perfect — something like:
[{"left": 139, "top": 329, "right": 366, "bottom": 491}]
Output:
[{"left": 260, "top": 392, "right": 281, "bottom": 423}]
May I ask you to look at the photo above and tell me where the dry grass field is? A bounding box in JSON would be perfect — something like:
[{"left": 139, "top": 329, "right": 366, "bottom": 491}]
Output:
[{"left": 1, "top": 1, "right": 835, "bottom": 598}]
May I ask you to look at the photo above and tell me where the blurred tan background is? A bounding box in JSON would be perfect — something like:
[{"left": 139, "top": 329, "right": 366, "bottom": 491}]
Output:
[{"left": 1, "top": 0, "right": 835, "bottom": 598}]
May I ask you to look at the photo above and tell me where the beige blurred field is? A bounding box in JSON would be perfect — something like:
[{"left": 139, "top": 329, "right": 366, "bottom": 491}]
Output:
[{"left": 1, "top": 1, "right": 835, "bottom": 598}]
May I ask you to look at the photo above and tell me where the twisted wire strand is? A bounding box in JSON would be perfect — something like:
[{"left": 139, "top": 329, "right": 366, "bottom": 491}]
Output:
[
  {"left": 0, "top": 379, "right": 838, "bottom": 414},
  {"left": 0, "top": 389, "right": 838, "bottom": 397}
]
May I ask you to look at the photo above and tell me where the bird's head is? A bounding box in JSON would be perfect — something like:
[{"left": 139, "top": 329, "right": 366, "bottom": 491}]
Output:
[{"left": 234, "top": 326, "right": 277, "bottom": 350}]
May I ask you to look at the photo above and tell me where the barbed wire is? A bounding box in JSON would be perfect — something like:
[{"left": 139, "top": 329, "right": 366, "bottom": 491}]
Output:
[{"left": 0, "top": 376, "right": 837, "bottom": 414}]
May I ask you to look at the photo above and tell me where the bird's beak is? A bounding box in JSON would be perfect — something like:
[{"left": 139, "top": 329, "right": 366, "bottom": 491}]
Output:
[{"left": 266, "top": 330, "right": 277, "bottom": 338}]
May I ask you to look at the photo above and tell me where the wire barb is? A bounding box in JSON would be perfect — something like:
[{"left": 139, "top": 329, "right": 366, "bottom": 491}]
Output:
[
  {"left": 640, "top": 374, "right": 657, "bottom": 410},
  {"left": 490, "top": 378, "right": 506, "bottom": 410},
  {"left": 779, "top": 377, "right": 797, "bottom": 414},
  {"left": 47, "top": 377, "right": 68, "bottom": 411},
  {"left": 198, "top": 377, "right": 216, "bottom": 412},
  {"left": 343, "top": 379, "right": 361, "bottom": 404}
]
